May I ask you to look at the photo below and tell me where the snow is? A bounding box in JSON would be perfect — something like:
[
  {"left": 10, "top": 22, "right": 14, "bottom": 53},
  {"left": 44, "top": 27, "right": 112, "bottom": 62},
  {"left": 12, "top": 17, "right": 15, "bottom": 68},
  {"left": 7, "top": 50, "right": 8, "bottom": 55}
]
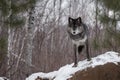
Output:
[
  {"left": 0, "top": 77, "right": 4, "bottom": 80},
  {"left": 109, "top": 10, "right": 114, "bottom": 18},
  {"left": 26, "top": 51, "right": 120, "bottom": 80},
  {"left": 117, "top": 21, "right": 120, "bottom": 30},
  {"left": 0, "top": 77, "right": 9, "bottom": 80}
]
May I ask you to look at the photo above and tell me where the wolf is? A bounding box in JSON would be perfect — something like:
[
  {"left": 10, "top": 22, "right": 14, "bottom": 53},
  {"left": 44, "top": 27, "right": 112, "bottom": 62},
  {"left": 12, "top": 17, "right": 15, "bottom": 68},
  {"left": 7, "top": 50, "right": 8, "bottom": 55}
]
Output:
[{"left": 67, "top": 17, "right": 91, "bottom": 67}]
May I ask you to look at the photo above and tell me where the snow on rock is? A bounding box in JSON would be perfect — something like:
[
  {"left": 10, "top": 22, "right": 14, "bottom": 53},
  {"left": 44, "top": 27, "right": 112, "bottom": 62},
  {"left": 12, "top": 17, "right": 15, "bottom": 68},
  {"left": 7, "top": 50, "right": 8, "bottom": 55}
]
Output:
[
  {"left": 26, "top": 51, "right": 120, "bottom": 80},
  {"left": 0, "top": 77, "right": 9, "bottom": 80}
]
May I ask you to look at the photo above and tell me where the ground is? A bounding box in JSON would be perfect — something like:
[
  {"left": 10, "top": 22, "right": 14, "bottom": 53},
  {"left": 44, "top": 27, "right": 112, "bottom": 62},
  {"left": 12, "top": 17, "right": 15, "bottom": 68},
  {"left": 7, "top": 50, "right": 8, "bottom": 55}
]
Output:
[
  {"left": 26, "top": 51, "right": 120, "bottom": 80},
  {"left": 69, "top": 63, "right": 120, "bottom": 80}
]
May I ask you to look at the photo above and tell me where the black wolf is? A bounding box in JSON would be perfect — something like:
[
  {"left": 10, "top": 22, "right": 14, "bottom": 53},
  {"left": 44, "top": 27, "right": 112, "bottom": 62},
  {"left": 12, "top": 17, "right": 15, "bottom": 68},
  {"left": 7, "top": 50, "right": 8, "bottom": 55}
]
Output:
[{"left": 67, "top": 17, "right": 91, "bottom": 67}]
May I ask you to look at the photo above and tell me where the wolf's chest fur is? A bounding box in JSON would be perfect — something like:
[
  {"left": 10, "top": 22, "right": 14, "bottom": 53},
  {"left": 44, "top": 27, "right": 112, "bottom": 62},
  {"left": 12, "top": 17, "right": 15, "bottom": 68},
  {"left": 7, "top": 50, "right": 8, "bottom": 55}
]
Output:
[
  {"left": 68, "top": 30, "right": 87, "bottom": 46},
  {"left": 72, "top": 35, "right": 87, "bottom": 46}
]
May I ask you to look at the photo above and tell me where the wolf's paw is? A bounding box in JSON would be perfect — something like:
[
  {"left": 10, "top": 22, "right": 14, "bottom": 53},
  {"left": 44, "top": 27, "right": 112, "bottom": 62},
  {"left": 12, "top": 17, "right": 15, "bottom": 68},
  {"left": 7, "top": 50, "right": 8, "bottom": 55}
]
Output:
[
  {"left": 87, "top": 58, "right": 91, "bottom": 61},
  {"left": 73, "top": 64, "right": 78, "bottom": 67}
]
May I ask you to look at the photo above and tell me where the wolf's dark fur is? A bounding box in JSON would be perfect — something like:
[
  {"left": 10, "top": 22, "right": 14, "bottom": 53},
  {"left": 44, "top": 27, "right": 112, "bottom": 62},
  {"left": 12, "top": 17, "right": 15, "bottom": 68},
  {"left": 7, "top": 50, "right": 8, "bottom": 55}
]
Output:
[{"left": 68, "top": 17, "right": 91, "bottom": 66}]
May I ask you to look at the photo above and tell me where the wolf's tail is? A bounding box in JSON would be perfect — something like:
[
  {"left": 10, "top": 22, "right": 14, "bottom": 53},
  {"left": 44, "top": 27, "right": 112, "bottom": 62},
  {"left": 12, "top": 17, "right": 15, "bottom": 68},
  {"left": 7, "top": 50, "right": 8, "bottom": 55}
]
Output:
[{"left": 78, "top": 45, "right": 84, "bottom": 54}]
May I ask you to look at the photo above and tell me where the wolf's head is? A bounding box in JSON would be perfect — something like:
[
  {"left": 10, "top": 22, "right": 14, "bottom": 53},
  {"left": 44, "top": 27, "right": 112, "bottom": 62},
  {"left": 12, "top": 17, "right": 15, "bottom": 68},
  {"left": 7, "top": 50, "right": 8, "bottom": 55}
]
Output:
[{"left": 68, "top": 17, "right": 84, "bottom": 35}]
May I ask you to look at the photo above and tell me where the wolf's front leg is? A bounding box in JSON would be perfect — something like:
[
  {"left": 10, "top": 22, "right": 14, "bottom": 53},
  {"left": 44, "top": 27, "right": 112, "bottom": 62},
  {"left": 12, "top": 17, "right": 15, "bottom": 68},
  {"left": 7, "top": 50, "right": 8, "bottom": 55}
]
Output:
[
  {"left": 86, "top": 39, "right": 91, "bottom": 61},
  {"left": 73, "top": 44, "right": 78, "bottom": 67}
]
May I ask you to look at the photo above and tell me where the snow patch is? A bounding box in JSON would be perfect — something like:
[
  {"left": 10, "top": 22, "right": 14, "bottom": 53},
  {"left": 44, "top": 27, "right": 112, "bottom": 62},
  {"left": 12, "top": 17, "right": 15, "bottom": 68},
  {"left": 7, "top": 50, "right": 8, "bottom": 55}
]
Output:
[
  {"left": 26, "top": 51, "right": 120, "bottom": 80},
  {"left": 109, "top": 10, "right": 114, "bottom": 18},
  {"left": 0, "top": 77, "right": 9, "bottom": 80}
]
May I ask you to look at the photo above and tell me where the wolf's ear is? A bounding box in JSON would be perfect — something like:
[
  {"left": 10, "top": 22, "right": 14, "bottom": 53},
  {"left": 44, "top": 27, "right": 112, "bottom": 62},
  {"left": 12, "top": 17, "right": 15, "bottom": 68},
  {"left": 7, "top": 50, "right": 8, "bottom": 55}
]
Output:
[
  {"left": 68, "top": 17, "right": 73, "bottom": 24},
  {"left": 77, "top": 17, "right": 82, "bottom": 24}
]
